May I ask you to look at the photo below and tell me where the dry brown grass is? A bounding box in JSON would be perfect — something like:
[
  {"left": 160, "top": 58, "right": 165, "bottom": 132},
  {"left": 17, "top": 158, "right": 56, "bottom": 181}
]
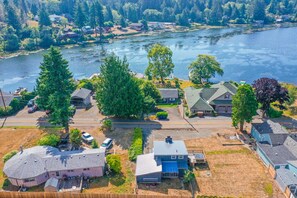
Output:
[
  {"left": 185, "top": 137, "right": 284, "bottom": 198},
  {"left": 0, "top": 128, "right": 45, "bottom": 187},
  {"left": 27, "top": 20, "right": 39, "bottom": 27}
]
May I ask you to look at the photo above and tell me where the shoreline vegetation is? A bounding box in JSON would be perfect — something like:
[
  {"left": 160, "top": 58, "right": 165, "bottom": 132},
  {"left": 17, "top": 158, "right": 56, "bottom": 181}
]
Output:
[{"left": 1, "top": 22, "right": 296, "bottom": 60}]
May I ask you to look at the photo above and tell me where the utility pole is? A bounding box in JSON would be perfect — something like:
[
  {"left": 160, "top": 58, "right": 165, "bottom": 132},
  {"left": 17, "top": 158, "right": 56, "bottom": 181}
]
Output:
[{"left": 0, "top": 88, "right": 6, "bottom": 110}]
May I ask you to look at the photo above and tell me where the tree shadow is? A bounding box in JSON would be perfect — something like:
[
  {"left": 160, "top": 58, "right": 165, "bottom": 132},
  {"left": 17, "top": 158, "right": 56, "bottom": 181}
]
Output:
[{"left": 109, "top": 173, "right": 126, "bottom": 186}]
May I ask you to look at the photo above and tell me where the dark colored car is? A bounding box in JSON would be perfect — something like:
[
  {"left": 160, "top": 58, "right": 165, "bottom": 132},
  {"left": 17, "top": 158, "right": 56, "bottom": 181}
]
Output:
[
  {"left": 28, "top": 105, "right": 38, "bottom": 113},
  {"left": 27, "top": 99, "right": 35, "bottom": 108}
]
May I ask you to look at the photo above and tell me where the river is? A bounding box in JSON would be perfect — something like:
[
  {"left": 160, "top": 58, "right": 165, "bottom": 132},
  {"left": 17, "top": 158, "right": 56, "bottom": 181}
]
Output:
[{"left": 0, "top": 26, "right": 297, "bottom": 92}]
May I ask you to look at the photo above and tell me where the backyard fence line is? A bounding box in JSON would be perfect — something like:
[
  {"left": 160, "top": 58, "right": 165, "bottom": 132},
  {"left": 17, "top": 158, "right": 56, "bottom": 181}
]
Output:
[{"left": 0, "top": 192, "right": 192, "bottom": 198}]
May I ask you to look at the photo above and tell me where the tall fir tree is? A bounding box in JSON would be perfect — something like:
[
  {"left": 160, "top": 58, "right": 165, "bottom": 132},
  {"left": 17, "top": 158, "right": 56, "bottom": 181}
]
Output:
[
  {"left": 6, "top": 5, "right": 22, "bottom": 35},
  {"left": 36, "top": 47, "right": 75, "bottom": 131},
  {"left": 39, "top": 6, "right": 52, "bottom": 27},
  {"left": 74, "top": 3, "right": 87, "bottom": 28}
]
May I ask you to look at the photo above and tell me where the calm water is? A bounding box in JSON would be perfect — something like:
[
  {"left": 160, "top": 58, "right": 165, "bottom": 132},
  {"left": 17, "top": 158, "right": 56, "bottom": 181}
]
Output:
[{"left": 0, "top": 27, "right": 297, "bottom": 92}]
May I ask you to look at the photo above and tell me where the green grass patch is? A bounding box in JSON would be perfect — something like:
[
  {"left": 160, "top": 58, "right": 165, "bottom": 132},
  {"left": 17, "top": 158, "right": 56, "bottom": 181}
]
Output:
[
  {"left": 206, "top": 149, "right": 250, "bottom": 155},
  {"left": 157, "top": 103, "right": 179, "bottom": 108},
  {"left": 264, "top": 182, "right": 273, "bottom": 197}
]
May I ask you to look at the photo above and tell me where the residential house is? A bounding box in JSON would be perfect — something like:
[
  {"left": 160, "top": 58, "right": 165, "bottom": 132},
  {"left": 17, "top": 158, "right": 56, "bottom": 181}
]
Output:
[
  {"left": 184, "top": 82, "right": 237, "bottom": 115},
  {"left": 129, "top": 23, "right": 143, "bottom": 31},
  {"left": 251, "top": 120, "right": 297, "bottom": 195},
  {"left": 49, "top": 14, "right": 62, "bottom": 23},
  {"left": 136, "top": 136, "right": 188, "bottom": 183},
  {"left": 3, "top": 146, "right": 106, "bottom": 187},
  {"left": 158, "top": 88, "right": 179, "bottom": 103},
  {"left": 71, "top": 88, "right": 92, "bottom": 108},
  {"left": 82, "top": 26, "right": 94, "bottom": 34},
  {"left": 0, "top": 92, "right": 15, "bottom": 108}
]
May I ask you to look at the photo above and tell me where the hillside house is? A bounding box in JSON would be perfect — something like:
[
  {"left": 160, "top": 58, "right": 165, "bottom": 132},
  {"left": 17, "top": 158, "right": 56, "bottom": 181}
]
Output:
[
  {"left": 3, "top": 146, "right": 106, "bottom": 187},
  {"left": 136, "top": 137, "right": 188, "bottom": 183},
  {"left": 184, "top": 82, "right": 237, "bottom": 115}
]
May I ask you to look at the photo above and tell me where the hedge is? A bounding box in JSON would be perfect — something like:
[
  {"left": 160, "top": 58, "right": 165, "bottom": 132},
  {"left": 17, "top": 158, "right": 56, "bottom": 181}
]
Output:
[
  {"left": 128, "top": 128, "right": 143, "bottom": 161},
  {"left": 156, "top": 111, "right": 168, "bottom": 120},
  {"left": 3, "top": 150, "right": 18, "bottom": 162}
]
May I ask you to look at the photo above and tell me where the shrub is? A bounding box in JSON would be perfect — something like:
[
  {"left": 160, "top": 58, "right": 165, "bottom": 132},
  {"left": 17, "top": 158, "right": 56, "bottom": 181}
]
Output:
[
  {"left": 106, "top": 154, "right": 122, "bottom": 174},
  {"left": 128, "top": 128, "right": 143, "bottom": 161},
  {"left": 185, "top": 111, "right": 189, "bottom": 117},
  {"left": 0, "top": 106, "right": 13, "bottom": 117},
  {"left": 156, "top": 111, "right": 168, "bottom": 120},
  {"left": 38, "top": 134, "right": 60, "bottom": 147},
  {"left": 3, "top": 150, "right": 18, "bottom": 162},
  {"left": 92, "top": 139, "right": 99, "bottom": 148},
  {"left": 183, "top": 170, "right": 195, "bottom": 183},
  {"left": 102, "top": 119, "right": 112, "bottom": 130},
  {"left": 267, "top": 107, "right": 283, "bottom": 118}
]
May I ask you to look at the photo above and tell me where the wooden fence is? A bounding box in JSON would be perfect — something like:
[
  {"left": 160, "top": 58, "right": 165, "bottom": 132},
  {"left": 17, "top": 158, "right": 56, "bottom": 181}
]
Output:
[{"left": 0, "top": 192, "right": 191, "bottom": 198}]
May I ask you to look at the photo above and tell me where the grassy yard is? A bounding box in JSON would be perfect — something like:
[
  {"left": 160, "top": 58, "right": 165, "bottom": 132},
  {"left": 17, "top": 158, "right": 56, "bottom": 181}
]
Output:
[
  {"left": 157, "top": 104, "right": 179, "bottom": 108},
  {"left": 0, "top": 128, "right": 45, "bottom": 188},
  {"left": 185, "top": 137, "right": 284, "bottom": 197}
]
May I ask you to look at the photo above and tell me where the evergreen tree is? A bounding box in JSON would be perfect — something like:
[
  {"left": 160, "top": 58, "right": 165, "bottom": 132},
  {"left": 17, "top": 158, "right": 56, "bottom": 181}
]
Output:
[
  {"left": 3, "top": 26, "right": 20, "bottom": 52},
  {"left": 232, "top": 84, "right": 258, "bottom": 131},
  {"left": 36, "top": 47, "right": 75, "bottom": 131},
  {"left": 39, "top": 7, "right": 52, "bottom": 27},
  {"left": 96, "top": 54, "right": 144, "bottom": 118},
  {"left": 74, "top": 3, "right": 87, "bottom": 28},
  {"left": 252, "top": 0, "right": 266, "bottom": 21},
  {"left": 95, "top": 1, "right": 104, "bottom": 39},
  {"left": 6, "top": 5, "right": 22, "bottom": 34},
  {"left": 106, "top": 6, "right": 114, "bottom": 22}
]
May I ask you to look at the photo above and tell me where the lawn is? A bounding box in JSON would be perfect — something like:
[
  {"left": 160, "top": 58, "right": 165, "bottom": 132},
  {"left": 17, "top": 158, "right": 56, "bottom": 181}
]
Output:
[
  {"left": 0, "top": 128, "right": 45, "bottom": 188},
  {"left": 157, "top": 104, "right": 179, "bottom": 108},
  {"left": 185, "top": 136, "right": 284, "bottom": 197}
]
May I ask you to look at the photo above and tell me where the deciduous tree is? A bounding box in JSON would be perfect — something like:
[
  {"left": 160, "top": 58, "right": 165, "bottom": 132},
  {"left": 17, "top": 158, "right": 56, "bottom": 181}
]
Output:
[
  {"left": 232, "top": 84, "right": 258, "bottom": 131},
  {"left": 145, "top": 44, "right": 174, "bottom": 84}
]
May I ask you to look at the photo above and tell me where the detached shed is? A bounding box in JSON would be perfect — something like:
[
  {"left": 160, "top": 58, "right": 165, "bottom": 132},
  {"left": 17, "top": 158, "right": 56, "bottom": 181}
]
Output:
[
  {"left": 71, "top": 88, "right": 92, "bottom": 108},
  {"left": 136, "top": 153, "right": 162, "bottom": 183},
  {"left": 44, "top": 177, "right": 59, "bottom": 192}
]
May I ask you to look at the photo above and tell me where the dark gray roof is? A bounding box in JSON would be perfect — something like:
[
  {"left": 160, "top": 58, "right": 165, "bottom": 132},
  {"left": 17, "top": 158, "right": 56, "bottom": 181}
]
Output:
[
  {"left": 284, "top": 136, "right": 297, "bottom": 157},
  {"left": 269, "top": 134, "right": 289, "bottom": 146},
  {"left": 4, "top": 146, "right": 105, "bottom": 179},
  {"left": 252, "top": 120, "right": 288, "bottom": 135},
  {"left": 71, "top": 88, "right": 91, "bottom": 99},
  {"left": 154, "top": 140, "right": 188, "bottom": 156},
  {"left": 0, "top": 92, "right": 15, "bottom": 107},
  {"left": 158, "top": 88, "right": 178, "bottom": 99},
  {"left": 44, "top": 177, "right": 59, "bottom": 188},
  {"left": 136, "top": 153, "right": 162, "bottom": 176},
  {"left": 257, "top": 142, "right": 297, "bottom": 166}
]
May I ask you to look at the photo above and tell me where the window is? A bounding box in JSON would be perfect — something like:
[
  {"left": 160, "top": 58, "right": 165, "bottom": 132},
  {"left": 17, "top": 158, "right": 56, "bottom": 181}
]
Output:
[
  {"left": 171, "top": 155, "right": 176, "bottom": 159},
  {"left": 83, "top": 168, "right": 90, "bottom": 171},
  {"left": 24, "top": 178, "right": 35, "bottom": 182},
  {"left": 56, "top": 172, "right": 60, "bottom": 176},
  {"left": 224, "top": 94, "right": 230, "bottom": 99},
  {"left": 178, "top": 155, "right": 184, "bottom": 159},
  {"left": 67, "top": 170, "right": 74, "bottom": 172}
]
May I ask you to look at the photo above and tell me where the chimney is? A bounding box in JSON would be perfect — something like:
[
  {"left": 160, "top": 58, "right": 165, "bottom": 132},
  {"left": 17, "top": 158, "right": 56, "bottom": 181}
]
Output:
[{"left": 165, "top": 136, "right": 173, "bottom": 144}]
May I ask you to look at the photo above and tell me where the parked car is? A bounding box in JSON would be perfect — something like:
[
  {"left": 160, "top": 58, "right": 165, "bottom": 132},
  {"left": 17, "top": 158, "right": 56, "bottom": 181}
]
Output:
[
  {"left": 100, "top": 138, "right": 113, "bottom": 149},
  {"left": 81, "top": 132, "right": 94, "bottom": 144},
  {"left": 27, "top": 99, "right": 35, "bottom": 107},
  {"left": 28, "top": 105, "right": 38, "bottom": 113}
]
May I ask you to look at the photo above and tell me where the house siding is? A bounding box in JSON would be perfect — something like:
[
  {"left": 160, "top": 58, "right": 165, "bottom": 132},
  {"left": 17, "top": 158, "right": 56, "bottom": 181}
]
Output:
[
  {"left": 136, "top": 172, "right": 162, "bottom": 183},
  {"left": 251, "top": 126, "right": 271, "bottom": 143},
  {"left": 48, "top": 166, "right": 104, "bottom": 179},
  {"left": 288, "top": 164, "right": 297, "bottom": 175},
  {"left": 8, "top": 172, "right": 49, "bottom": 187}
]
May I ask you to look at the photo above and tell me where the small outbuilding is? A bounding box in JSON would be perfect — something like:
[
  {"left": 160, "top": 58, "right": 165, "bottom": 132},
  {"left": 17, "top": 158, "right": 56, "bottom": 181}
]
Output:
[
  {"left": 44, "top": 177, "right": 59, "bottom": 192},
  {"left": 158, "top": 88, "right": 179, "bottom": 103},
  {"left": 71, "top": 88, "right": 92, "bottom": 108}
]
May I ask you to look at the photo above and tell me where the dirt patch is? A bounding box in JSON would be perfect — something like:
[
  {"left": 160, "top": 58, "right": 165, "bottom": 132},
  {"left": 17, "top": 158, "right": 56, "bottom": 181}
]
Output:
[
  {"left": 0, "top": 128, "right": 45, "bottom": 187},
  {"left": 185, "top": 137, "right": 284, "bottom": 197}
]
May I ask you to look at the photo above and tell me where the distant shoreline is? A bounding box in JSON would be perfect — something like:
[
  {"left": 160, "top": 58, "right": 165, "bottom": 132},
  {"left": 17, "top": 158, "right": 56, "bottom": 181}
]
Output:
[{"left": 0, "top": 22, "right": 296, "bottom": 60}]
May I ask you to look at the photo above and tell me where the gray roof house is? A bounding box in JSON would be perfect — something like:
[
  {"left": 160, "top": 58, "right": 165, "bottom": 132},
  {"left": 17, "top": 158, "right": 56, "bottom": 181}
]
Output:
[
  {"left": 136, "top": 137, "right": 188, "bottom": 183},
  {"left": 158, "top": 88, "right": 179, "bottom": 103},
  {"left": 252, "top": 120, "right": 297, "bottom": 194},
  {"left": 71, "top": 88, "right": 92, "bottom": 108},
  {"left": 184, "top": 82, "right": 237, "bottom": 115},
  {"left": 0, "top": 92, "right": 15, "bottom": 108},
  {"left": 3, "top": 146, "right": 106, "bottom": 187}
]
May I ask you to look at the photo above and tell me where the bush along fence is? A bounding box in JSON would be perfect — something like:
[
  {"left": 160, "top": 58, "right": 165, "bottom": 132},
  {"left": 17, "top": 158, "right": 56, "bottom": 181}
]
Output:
[
  {"left": 156, "top": 111, "right": 168, "bottom": 120},
  {"left": 128, "top": 128, "right": 143, "bottom": 161}
]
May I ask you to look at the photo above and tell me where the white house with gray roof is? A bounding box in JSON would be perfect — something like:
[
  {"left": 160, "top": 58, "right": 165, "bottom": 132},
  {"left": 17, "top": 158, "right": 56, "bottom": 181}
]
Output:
[
  {"left": 184, "top": 82, "right": 237, "bottom": 115},
  {"left": 3, "top": 146, "right": 106, "bottom": 187}
]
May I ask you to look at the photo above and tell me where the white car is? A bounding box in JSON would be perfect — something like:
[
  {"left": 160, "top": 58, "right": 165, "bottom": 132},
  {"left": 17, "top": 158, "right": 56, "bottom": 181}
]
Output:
[
  {"left": 100, "top": 138, "right": 113, "bottom": 149},
  {"left": 81, "top": 132, "right": 94, "bottom": 144}
]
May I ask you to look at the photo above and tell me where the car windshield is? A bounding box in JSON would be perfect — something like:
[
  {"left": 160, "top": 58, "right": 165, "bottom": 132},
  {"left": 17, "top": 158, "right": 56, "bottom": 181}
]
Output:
[
  {"left": 83, "top": 134, "right": 91, "bottom": 138},
  {"left": 101, "top": 143, "right": 107, "bottom": 147}
]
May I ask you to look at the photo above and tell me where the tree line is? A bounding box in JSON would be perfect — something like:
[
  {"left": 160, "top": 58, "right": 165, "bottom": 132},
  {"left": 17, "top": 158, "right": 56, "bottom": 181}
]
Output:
[{"left": 1, "top": 0, "right": 297, "bottom": 53}]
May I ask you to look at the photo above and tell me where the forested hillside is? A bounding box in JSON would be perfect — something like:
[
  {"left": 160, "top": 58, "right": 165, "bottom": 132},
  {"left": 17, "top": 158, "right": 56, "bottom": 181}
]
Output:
[{"left": 0, "top": 0, "right": 296, "bottom": 54}]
